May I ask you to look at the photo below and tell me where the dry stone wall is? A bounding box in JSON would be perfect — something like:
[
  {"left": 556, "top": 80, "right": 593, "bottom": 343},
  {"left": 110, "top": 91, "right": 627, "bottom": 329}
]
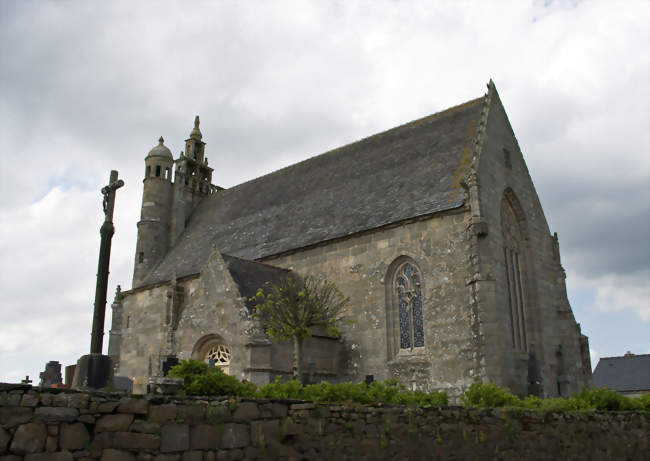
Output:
[{"left": 1, "top": 385, "right": 647, "bottom": 461}]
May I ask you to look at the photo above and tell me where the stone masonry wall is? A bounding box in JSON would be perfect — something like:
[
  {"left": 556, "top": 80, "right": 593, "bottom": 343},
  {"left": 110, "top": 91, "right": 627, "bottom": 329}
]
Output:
[
  {"left": 2, "top": 385, "right": 646, "bottom": 461},
  {"left": 263, "top": 209, "right": 478, "bottom": 397},
  {"left": 475, "top": 89, "right": 590, "bottom": 397},
  {"left": 118, "top": 253, "right": 254, "bottom": 395}
]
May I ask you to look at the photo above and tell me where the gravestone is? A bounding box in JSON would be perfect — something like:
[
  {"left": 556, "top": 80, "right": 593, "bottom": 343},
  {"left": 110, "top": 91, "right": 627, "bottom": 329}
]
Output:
[
  {"left": 39, "top": 361, "right": 62, "bottom": 387},
  {"left": 65, "top": 365, "right": 76, "bottom": 387},
  {"left": 162, "top": 356, "right": 179, "bottom": 376},
  {"left": 113, "top": 376, "right": 133, "bottom": 392}
]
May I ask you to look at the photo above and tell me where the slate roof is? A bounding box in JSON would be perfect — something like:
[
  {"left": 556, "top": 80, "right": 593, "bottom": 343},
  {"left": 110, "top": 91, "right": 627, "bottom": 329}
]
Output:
[
  {"left": 143, "top": 96, "right": 485, "bottom": 285},
  {"left": 222, "top": 254, "right": 289, "bottom": 309},
  {"left": 592, "top": 354, "right": 650, "bottom": 392}
]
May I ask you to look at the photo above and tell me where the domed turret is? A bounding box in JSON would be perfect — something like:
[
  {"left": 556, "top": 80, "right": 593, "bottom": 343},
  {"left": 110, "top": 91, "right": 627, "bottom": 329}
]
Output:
[
  {"left": 146, "top": 137, "right": 173, "bottom": 160},
  {"left": 144, "top": 137, "right": 174, "bottom": 181},
  {"left": 134, "top": 136, "right": 174, "bottom": 287}
]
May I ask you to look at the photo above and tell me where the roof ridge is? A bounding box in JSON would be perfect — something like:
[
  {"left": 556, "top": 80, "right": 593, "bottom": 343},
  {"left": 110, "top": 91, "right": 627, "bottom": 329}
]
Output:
[
  {"left": 216, "top": 95, "right": 484, "bottom": 196},
  {"left": 599, "top": 354, "right": 650, "bottom": 360}
]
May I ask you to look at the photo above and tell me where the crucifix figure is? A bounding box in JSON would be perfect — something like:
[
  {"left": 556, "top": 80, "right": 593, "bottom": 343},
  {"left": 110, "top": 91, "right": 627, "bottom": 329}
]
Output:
[{"left": 90, "top": 170, "right": 124, "bottom": 354}]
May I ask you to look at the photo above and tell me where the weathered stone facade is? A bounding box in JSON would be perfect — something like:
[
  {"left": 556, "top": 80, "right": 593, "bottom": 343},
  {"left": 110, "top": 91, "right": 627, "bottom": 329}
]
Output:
[
  {"left": 1, "top": 385, "right": 647, "bottom": 460},
  {"left": 110, "top": 81, "right": 591, "bottom": 397}
]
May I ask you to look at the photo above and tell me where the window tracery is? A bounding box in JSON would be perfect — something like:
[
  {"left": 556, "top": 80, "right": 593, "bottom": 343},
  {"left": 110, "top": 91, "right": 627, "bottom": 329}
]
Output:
[
  {"left": 501, "top": 193, "right": 528, "bottom": 351},
  {"left": 205, "top": 344, "right": 231, "bottom": 374},
  {"left": 192, "top": 334, "right": 232, "bottom": 375},
  {"left": 393, "top": 260, "right": 424, "bottom": 351}
]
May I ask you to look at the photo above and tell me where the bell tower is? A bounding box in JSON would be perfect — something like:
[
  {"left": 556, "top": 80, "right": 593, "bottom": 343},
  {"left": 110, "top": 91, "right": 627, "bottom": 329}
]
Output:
[
  {"left": 132, "top": 137, "right": 174, "bottom": 287},
  {"left": 170, "top": 116, "right": 215, "bottom": 246}
]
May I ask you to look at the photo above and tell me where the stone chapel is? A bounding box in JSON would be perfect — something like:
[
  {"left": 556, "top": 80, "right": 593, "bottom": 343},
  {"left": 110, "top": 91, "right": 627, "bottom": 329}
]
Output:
[{"left": 108, "top": 81, "right": 592, "bottom": 397}]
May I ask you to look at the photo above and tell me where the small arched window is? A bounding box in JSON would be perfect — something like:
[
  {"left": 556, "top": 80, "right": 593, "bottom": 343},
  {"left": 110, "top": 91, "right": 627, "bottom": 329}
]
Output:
[
  {"left": 205, "top": 344, "right": 231, "bottom": 374},
  {"left": 192, "top": 334, "right": 232, "bottom": 375},
  {"left": 155, "top": 165, "right": 161, "bottom": 177},
  {"left": 145, "top": 165, "right": 151, "bottom": 178},
  {"left": 386, "top": 257, "right": 424, "bottom": 359}
]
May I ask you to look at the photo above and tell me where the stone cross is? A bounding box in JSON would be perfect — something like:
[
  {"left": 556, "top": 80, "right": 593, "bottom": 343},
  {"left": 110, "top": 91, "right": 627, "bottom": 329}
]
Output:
[
  {"left": 90, "top": 170, "right": 124, "bottom": 354},
  {"left": 21, "top": 375, "right": 32, "bottom": 385}
]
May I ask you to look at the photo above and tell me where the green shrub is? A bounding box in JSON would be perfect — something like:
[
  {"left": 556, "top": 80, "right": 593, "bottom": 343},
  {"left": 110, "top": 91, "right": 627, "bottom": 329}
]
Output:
[
  {"left": 635, "top": 393, "right": 650, "bottom": 411},
  {"left": 257, "top": 377, "right": 448, "bottom": 406},
  {"left": 460, "top": 381, "right": 649, "bottom": 412},
  {"left": 393, "top": 388, "right": 448, "bottom": 407},
  {"left": 169, "top": 360, "right": 647, "bottom": 412},
  {"left": 256, "top": 378, "right": 306, "bottom": 400},
  {"left": 573, "top": 387, "right": 638, "bottom": 411},
  {"left": 461, "top": 382, "right": 519, "bottom": 407},
  {"left": 516, "top": 395, "right": 591, "bottom": 411},
  {"left": 168, "top": 359, "right": 209, "bottom": 389},
  {"left": 168, "top": 360, "right": 255, "bottom": 397}
]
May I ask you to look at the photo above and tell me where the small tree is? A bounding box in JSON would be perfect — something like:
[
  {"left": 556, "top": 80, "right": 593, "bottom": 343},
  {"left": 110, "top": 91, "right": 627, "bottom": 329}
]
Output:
[{"left": 252, "top": 274, "right": 349, "bottom": 383}]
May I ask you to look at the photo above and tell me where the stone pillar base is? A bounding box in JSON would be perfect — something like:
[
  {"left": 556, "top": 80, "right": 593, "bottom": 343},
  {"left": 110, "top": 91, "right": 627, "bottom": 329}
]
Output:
[{"left": 71, "top": 354, "right": 114, "bottom": 390}]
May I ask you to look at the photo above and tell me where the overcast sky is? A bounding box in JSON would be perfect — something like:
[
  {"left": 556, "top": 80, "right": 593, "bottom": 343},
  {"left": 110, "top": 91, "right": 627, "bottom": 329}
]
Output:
[{"left": 1, "top": 0, "right": 648, "bottom": 384}]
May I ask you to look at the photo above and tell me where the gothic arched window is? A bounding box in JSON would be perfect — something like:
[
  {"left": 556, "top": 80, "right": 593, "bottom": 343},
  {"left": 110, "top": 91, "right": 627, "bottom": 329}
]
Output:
[
  {"left": 386, "top": 258, "right": 424, "bottom": 358},
  {"left": 501, "top": 190, "right": 528, "bottom": 351}
]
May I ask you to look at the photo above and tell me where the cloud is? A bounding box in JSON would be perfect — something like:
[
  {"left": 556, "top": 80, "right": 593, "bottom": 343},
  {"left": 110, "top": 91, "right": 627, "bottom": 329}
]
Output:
[
  {"left": 591, "top": 272, "right": 650, "bottom": 322},
  {"left": 0, "top": 185, "right": 138, "bottom": 382},
  {"left": 569, "top": 269, "right": 650, "bottom": 324}
]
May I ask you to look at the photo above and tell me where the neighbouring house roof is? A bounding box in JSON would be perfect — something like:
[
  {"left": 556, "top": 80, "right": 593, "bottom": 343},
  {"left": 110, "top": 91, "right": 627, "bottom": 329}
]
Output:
[
  {"left": 144, "top": 96, "right": 485, "bottom": 285},
  {"left": 592, "top": 354, "right": 650, "bottom": 392},
  {"left": 221, "top": 253, "right": 289, "bottom": 310}
]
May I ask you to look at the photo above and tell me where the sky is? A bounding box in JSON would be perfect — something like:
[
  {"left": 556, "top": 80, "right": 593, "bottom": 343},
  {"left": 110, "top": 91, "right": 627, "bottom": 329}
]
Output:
[{"left": 0, "top": 0, "right": 648, "bottom": 384}]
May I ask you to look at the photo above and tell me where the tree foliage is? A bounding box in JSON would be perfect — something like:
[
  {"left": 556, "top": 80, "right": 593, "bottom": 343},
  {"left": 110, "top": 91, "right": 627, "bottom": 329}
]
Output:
[
  {"left": 252, "top": 274, "right": 349, "bottom": 339},
  {"left": 251, "top": 274, "right": 349, "bottom": 382}
]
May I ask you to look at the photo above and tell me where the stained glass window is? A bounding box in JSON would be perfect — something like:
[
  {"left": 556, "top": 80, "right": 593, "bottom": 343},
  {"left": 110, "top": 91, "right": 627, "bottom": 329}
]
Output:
[{"left": 394, "top": 262, "right": 424, "bottom": 350}]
